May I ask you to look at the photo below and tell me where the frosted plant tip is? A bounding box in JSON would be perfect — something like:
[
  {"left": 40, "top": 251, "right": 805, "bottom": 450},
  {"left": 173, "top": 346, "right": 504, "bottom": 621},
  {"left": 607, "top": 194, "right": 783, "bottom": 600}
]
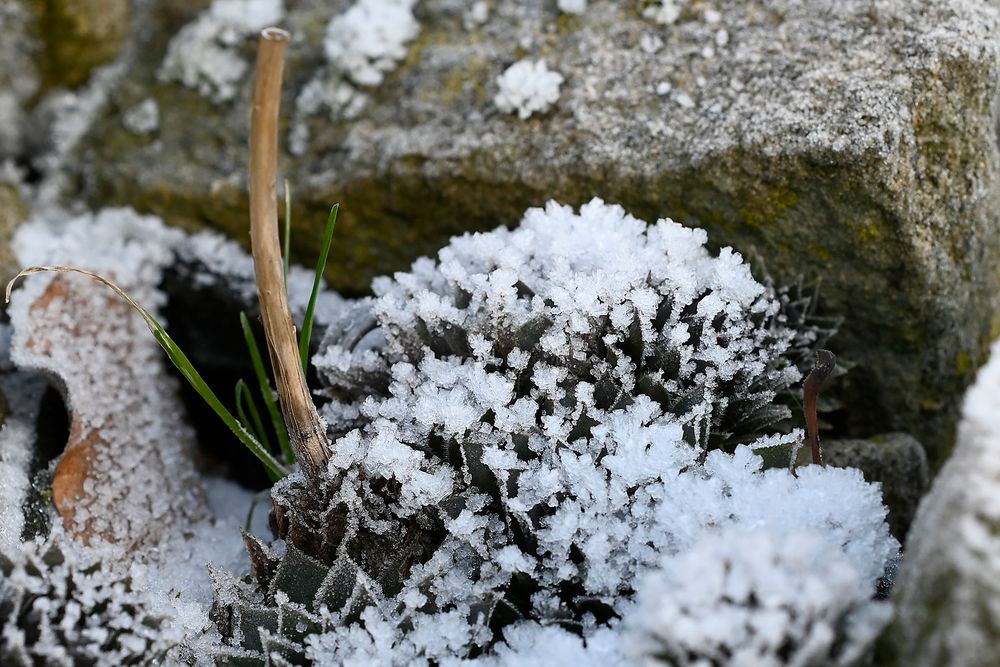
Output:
[{"left": 261, "top": 27, "right": 290, "bottom": 41}]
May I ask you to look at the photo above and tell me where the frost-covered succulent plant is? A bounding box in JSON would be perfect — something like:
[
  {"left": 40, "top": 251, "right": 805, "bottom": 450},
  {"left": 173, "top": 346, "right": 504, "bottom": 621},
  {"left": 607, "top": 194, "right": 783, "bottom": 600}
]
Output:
[
  {"left": 625, "top": 528, "right": 894, "bottom": 667},
  {"left": 0, "top": 533, "right": 179, "bottom": 666},
  {"left": 214, "top": 199, "right": 892, "bottom": 664}
]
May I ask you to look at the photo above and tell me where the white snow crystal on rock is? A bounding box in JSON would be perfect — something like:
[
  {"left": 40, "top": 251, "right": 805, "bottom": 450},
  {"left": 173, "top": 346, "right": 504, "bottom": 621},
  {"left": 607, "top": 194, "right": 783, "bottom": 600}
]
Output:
[
  {"left": 558, "top": 0, "right": 588, "bottom": 15},
  {"left": 642, "top": 0, "right": 685, "bottom": 25},
  {"left": 626, "top": 529, "right": 893, "bottom": 667},
  {"left": 122, "top": 98, "right": 160, "bottom": 135},
  {"left": 494, "top": 59, "right": 564, "bottom": 119},
  {"left": 159, "top": 0, "right": 285, "bottom": 102},
  {"left": 888, "top": 337, "right": 1000, "bottom": 666},
  {"left": 324, "top": 0, "right": 420, "bottom": 87}
]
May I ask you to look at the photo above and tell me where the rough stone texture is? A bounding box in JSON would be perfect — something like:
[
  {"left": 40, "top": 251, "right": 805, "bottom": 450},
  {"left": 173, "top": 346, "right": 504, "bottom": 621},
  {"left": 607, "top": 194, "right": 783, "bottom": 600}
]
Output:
[
  {"left": 0, "top": 3, "right": 42, "bottom": 161},
  {"left": 823, "top": 434, "right": 929, "bottom": 542},
  {"left": 0, "top": 183, "right": 27, "bottom": 286},
  {"left": 27, "top": 0, "right": 132, "bottom": 90},
  {"left": 880, "top": 340, "right": 1000, "bottom": 667},
  {"left": 69, "top": 0, "right": 1000, "bottom": 467}
]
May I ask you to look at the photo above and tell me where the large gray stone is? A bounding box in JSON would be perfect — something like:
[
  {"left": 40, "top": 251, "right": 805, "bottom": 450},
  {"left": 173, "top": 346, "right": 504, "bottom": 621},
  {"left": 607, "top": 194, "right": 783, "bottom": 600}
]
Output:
[
  {"left": 881, "top": 341, "right": 1000, "bottom": 667},
  {"left": 68, "top": 0, "right": 1000, "bottom": 467}
]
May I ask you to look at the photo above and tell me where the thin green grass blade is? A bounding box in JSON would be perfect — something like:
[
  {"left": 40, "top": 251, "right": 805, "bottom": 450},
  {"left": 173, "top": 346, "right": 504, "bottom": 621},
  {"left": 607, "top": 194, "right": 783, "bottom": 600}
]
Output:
[
  {"left": 240, "top": 311, "right": 294, "bottom": 464},
  {"left": 5, "top": 266, "right": 289, "bottom": 482},
  {"left": 152, "top": 329, "right": 286, "bottom": 482},
  {"left": 283, "top": 179, "right": 292, "bottom": 286},
  {"left": 236, "top": 379, "right": 273, "bottom": 455},
  {"left": 299, "top": 204, "right": 338, "bottom": 374}
]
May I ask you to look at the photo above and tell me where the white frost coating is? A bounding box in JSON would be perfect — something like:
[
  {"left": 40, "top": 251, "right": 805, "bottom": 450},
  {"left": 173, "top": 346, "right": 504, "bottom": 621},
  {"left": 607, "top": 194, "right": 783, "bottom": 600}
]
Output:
[
  {"left": 494, "top": 59, "right": 564, "bottom": 119},
  {"left": 9, "top": 208, "right": 207, "bottom": 546},
  {"left": 3, "top": 208, "right": 330, "bottom": 656},
  {"left": 642, "top": 0, "right": 685, "bottom": 25},
  {"left": 464, "top": 1, "right": 490, "bottom": 28},
  {"left": 558, "top": 0, "right": 588, "bottom": 15},
  {"left": 306, "top": 199, "right": 896, "bottom": 663},
  {"left": 323, "top": 0, "right": 420, "bottom": 87},
  {"left": 122, "top": 98, "right": 160, "bottom": 135},
  {"left": 890, "top": 337, "right": 1000, "bottom": 666},
  {"left": 159, "top": 0, "right": 285, "bottom": 102},
  {"left": 0, "top": 359, "right": 48, "bottom": 554},
  {"left": 0, "top": 528, "right": 186, "bottom": 663},
  {"left": 625, "top": 529, "right": 893, "bottom": 667}
]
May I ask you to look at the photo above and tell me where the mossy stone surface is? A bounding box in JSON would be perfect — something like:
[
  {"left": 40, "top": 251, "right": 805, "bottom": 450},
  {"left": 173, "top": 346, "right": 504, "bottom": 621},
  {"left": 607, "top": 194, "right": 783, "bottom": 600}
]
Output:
[
  {"left": 29, "top": 0, "right": 131, "bottom": 91},
  {"left": 0, "top": 183, "right": 27, "bottom": 288},
  {"left": 67, "top": 0, "right": 1000, "bottom": 468}
]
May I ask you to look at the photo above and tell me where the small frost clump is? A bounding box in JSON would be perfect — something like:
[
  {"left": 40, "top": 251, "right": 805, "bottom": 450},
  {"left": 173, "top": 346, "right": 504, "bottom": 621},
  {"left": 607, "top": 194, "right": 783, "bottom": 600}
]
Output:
[
  {"left": 0, "top": 533, "right": 181, "bottom": 665},
  {"left": 494, "top": 59, "right": 564, "bottom": 119},
  {"left": 159, "top": 0, "right": 285, "bottom": 102},
  {"left": 558, "top": 0, "right": 588, "bottom": 15},
  {"left": 122, "top": 98, "right": 160, "bottom": 135},
  {"left": 324, "top": 0, "right": 420, "bottom": 87},
  {"left": 642, "top": 0, "right": 684, "bottom": 25},
  {"left": 626, "top": 529, "right": 893, "bottom": 667}
]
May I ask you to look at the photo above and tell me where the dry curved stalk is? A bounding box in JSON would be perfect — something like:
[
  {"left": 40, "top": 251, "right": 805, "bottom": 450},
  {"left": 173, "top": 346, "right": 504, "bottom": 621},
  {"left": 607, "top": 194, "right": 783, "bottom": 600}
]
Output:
[
  {"left": 249, "top": 28, "right": 331, "bottom": 482},
  {"left": 804, "top": 349, "right": 836, "bottom": 467}
]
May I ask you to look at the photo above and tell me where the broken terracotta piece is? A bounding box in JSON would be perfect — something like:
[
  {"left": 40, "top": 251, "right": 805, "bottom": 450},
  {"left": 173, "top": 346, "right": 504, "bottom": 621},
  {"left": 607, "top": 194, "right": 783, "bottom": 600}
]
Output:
[{"left": 12, "top": 272, "right": 207, "bottom": 546}]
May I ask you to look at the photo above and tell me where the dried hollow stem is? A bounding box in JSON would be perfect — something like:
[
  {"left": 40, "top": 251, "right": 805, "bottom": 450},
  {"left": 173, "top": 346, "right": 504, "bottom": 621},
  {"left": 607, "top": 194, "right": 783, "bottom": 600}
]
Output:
[
  {"left": 803, "top": 349, "right": 836, "bottom": 467},
  {"left": 249, "top": 28, "right": 331, "bottom": 482}
]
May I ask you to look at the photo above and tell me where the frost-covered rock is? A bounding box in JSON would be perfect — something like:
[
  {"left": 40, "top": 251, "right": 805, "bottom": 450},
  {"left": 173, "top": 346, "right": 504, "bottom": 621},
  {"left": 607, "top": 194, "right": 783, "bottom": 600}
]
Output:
[
  {"left": 73, "top": 0, "right": 1000, "bottom": 466},
  {"left": 494, "top": 59, "right": 564, "bottom": 119},
  {"left": 0, "top": 531, "right": 182, "bottom": 666},
  {"left": 625, "top": 529, "right": 892, "bottom": 667},
  {"left": 213, "top": 200, "right": 895, "bottom": 664},
  {"left": 884, "top": 338, "right": 1000, "bottom": 666}
]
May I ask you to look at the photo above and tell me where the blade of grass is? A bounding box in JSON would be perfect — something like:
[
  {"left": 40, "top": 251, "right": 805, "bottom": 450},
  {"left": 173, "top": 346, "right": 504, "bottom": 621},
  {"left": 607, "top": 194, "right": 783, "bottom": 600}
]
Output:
[
  {"left": 240, "top": 311, "right": 294, "bottom": 464},
  {"left": 298, "top": 204, "right": 338, "bottom": 374},
  {"left": 235, "top": 379, "right": 273, "bottom": 455},
  {"left": 283, "top": 178, "right": 291, "bottom": 286},
  {"left": 6, "top": 266, "right": 289, "bottom": 482}
]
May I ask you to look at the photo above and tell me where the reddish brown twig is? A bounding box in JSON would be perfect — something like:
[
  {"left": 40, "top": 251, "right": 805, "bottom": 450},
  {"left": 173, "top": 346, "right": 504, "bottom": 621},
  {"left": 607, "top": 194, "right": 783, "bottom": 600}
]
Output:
[
  {"left": 804, "top": 349, "right": 836, "bottom": 466},
  {"left": 249, "top": 28, "right": 331, "bottom": 482}
]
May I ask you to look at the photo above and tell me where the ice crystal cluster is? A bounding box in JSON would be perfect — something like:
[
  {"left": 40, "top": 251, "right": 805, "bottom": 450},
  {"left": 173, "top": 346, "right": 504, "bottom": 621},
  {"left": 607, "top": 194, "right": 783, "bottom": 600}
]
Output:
[
  {"left": 323, "top": 0, "right": 420, "bottom": 87},
  {"left": 209, "top": 199, "right": 896, "bottom": 664},
  {"left": 641, "top": 0, "right": 685, "bottom": 25},
  {"left": 0, "top": 532, "right": 179, "bottom": 666},
  {"left": 626, "top": 528, "right": 894, "bottom": 667},
  {"left": 159, "top": 0, "right": 285, "bottom": 102},
  {"left": 494, "top": 60, "right": 564, "bottom": 119}
]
